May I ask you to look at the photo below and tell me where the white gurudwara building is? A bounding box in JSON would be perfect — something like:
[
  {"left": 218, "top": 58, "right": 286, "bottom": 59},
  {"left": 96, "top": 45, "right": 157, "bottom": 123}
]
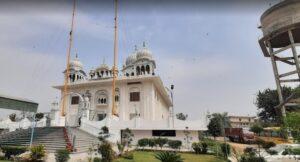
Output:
[{"left": 0, "top": 43, "right": 207, "bottom": 148}]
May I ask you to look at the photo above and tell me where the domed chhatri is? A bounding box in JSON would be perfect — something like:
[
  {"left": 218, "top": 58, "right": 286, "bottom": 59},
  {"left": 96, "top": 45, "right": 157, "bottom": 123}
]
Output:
[
  {"left": 69, "top": 54, "right": 83, "bottom": 70},
  {"left": 96, "top": 62, "right": 110, "bottom": 71},
  {"left": 125, "top": 51, "right": 137, "bottom": 66},
  {"left": 136, "top": 42, "right": 153, "bottom": 60}
]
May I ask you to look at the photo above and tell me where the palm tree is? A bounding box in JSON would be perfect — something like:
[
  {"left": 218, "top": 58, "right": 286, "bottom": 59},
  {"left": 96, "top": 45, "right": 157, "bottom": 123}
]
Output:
[{"left": 155, "top": 151, "right": 183, "bottom": 162}]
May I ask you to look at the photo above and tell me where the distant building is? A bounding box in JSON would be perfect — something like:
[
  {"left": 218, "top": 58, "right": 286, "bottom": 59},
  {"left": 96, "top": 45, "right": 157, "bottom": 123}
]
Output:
[{"left": 228, "top": 115, "right": 257, "bottom": 128}]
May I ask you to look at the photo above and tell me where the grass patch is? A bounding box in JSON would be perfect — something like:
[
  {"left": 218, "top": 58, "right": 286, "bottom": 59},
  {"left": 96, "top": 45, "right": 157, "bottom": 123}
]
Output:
[{"left": 114, "top": 151, "right": 226, "bottom": 162}]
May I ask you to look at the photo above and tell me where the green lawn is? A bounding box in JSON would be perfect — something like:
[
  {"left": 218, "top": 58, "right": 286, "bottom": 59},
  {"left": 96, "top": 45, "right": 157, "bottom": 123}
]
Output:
[{"left": 114, "top": 151, "right": 226, "bottom": 162}]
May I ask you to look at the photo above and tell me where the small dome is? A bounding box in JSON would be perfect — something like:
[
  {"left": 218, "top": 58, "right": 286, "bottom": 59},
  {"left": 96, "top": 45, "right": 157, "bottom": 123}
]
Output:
[
  {"left": 69, "top": 54, "right": 83, "bottom": 70},
  {"left": 97, "top": 63, "right": 110, "bottom": 70},
  {"left": 125, "top": 53, "right": 137, "bottom": 66},
  {"left": 89, "top": 68, "right": 95, "bottom": 74},
  {"left": 96, "top": 59, "right": 110, "bottom": 71},
  {"left": 136, "top": 42, "right": 153, "bottom": 60},
  {"left": 125, "top": 46, "right": 138, "bottom": 66}
]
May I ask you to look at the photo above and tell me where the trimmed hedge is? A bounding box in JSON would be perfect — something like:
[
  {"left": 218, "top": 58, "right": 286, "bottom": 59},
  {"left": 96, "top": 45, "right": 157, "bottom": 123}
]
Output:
[
  {"left": 167, "top": 140, "right": 182, "bottom": 150},
  {"left": 137, "top": 138, "right": 183, "bottom": 150},
  {"left": 138, "top": 138, "right": 149, "bottom": 148}
]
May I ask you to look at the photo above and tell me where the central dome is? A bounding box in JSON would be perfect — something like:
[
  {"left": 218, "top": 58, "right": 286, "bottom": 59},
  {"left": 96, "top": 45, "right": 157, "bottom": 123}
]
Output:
[
  {"left": 97, "top": 63, "right": 110, "bottom": 70},
  {"left": 69, "top": 54, "right": 83, "bottom": 70},
  {"left": 136, "top": 42, "right": 153, "bottom": 60}
]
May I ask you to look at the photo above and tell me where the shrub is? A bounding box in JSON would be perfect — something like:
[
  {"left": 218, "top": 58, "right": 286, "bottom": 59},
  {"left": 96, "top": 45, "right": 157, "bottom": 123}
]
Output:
[
  {"left": 122, "top": 151, "right": 133, "bottom": 159},
  {"left": 148, "top": 138, "right": 156, "bottom": 148},
  {"left": 30, "top": 145, "right": 46, "bottom": 161},
  {"left": 243, "top": 147, "right": 255, "bottom": 154},
  {"left": 155, "top": 138, "right": 168, "bottom": 149},
  {"left": 137, "top": 138, "right": 148, "bottom": 148},
  {"left": 167, "top": 140, "right": 182, "bottom": 150},
  {"left": 266, "top": 149, "right": 278, "bottom": 155},
  {"left": 262, "top": 141, "right": 276, "bottom": 149},
  {"left": 55, "top": 149, "right": 70, "bottom": 162},
  {"left": 192, "top": 142, "right": 202, "bottom": 154},
  {"left": 9, "top": 113, "right": 16, "bottom": 122},
  {"left": 192, "top": 142, "right": 208, "bottom": 154},
  {"left": 93, "top": 157, "right": 101, "bottom": 162},
  {"left": 200, "top": 142, "right": 208, "bottom": 154},
  {"left": 220, "top": 143, "right": 231, "bottom": 158},
  {"left": 154, "top": 151, "right": 183, "bottom": 162},
  {"left": 240, "top": 155, "right": 266, "bottom": 162},
  {"left": 291, "top": 148, "right": 300, "bottom": 155},
  {"left": 98, "top": 142, "right": 115, "bottom": 162},
  {"left": 282, "top": 147, "right": 300, "bottom": 155},
  {"left": 1, "top": 146, "right": 27, "bottom": 159},
  {"left": 35, "top": 113, "right": 44, "bottom": 121},
  {"left": 282, "top": 148, "right": 291, "bottom": 155}
]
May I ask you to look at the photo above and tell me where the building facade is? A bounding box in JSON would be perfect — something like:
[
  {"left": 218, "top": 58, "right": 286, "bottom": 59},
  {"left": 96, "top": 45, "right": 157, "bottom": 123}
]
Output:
[
  {"left": 50, "top": 42, "right": 206, "bottom": 146},
  {"left": 228, "top": 115, "right": 257, "bottom": 128}
]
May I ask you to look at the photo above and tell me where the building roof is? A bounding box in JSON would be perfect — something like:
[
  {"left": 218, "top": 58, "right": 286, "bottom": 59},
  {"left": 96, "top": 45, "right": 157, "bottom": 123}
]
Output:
[{"left": 0, "top": 94, "right": 38, "bottom": 112}]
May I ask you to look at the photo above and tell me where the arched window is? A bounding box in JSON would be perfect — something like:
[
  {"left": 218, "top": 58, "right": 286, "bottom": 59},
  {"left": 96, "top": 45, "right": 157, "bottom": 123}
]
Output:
[
  {"left": 95, "top": 90, "right": 108, "bottom": 105},
  {"left": 131, "top": 72, "right": 134, "bottom": 76},
  {"left": 126, "top": 73, "right": 129, "bottom": 77},
  {"left": 141, "top": 66, "right": 145, "bottom": 75},
  {"left": 101, "top": 71, "right": 104, "bottom": 76},
  {"left": 71, "top": 74, "right": 75, "bottom": 82},
  {"left": 146, "top": 65, "right": 150, "bottom": 74},
  {"left": 136, "top": 66, "right": 141, "bottom": 75}
]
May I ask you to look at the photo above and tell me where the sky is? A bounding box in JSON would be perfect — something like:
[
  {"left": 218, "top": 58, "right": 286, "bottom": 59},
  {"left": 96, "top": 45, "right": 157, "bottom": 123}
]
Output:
[{"left": 0, "top": 0, "right": 291, "bottom": 119}]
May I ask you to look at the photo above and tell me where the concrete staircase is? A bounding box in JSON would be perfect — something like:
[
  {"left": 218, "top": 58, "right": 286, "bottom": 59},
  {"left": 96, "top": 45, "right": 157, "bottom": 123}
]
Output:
[
  {"left": 0, "top": 127, "right": 98, "bottom": 153},
  {"left": 70, "top": 128, "right": 99, "bottom": 153},
  {"left": 0, "top": 127, "right": 66, "bottom": 152}
]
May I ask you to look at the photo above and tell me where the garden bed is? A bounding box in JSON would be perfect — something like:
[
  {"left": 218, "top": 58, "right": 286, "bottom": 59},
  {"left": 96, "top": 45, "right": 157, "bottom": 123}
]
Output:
[{"left": 114, "top": 151, "right": 226, "bottom": 162}]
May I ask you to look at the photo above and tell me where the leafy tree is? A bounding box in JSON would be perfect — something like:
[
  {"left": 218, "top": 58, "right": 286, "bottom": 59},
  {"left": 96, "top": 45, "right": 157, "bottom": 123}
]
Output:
[
  {"left": 155, "top": 151, "right": 183, "bottom": 162},
  {"left": 98, "top": 126, "right": 110, "bottom": 142},
  {"left": 207, "top": 113, "right": 231, "bottom": 138},
  {"left": 176, "top": 113, "right": 188, "bottom": 120},
  {"left": 255, "top": 86, "right": 292, "bottom": 124},
  {"left": 207, "top": 117, "right": 222, "bottom": 139},
  {"left": 9, "top": 113, "right": 16, "bottom": 122},
  {"left": 250, "top": 124, "right": 263, "bottom": 136},
  {"left": 98, "top": 142, "right": 115, "bottom": 162},
  {"left": 121, "top": 128, "right": 134, "bottom": 148},
  {"left": 97, "top": 126, "right": 115, "bottom": 162}
]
